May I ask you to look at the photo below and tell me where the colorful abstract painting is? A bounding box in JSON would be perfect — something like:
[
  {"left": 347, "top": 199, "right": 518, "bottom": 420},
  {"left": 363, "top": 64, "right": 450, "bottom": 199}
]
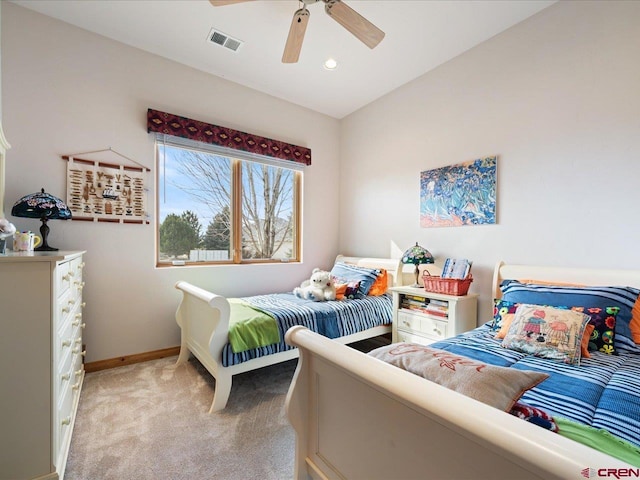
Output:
[{"left": 420, "top": 156, "right": 497, "bottom": 228}]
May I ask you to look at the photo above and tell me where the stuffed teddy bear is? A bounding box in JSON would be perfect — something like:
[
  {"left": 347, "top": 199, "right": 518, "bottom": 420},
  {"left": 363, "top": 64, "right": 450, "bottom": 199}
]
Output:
[{"left": 293, "top": 268, "right": 336, "bottom": 302}]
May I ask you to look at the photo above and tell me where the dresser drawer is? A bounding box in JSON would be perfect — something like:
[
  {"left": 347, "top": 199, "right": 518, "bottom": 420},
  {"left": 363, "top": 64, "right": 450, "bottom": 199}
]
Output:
[
  {"left": 56, "top": 303, "right": 79, "bottom": 367},
  {"left": 57, "top": 288, "right": 73, "bottom": 326},
  {"left": 57, "top": 260, "right": 72, "bottom": 298},
  {"left": 397, "top": 310, "right": 422, "bottom": 331},
  {"left": 396, "top": 330, "right": 433, "bottom": 346},
  {"left": 420, "top": 316, "right": 448, "bottom": 341},
  {"left": 56, "top": 379, "right": 74, "bottom": 463},
  {"left": 397, "top": 310, "right": 448, "bottom": 340}
]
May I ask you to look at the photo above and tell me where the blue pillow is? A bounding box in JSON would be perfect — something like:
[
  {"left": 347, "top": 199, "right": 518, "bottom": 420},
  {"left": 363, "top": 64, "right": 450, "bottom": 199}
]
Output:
[
  {"left": 330, "top": 262, "right": 380, "bottom": 297},
  {"left": 500, "top": 280, "right": 640, "bottom": 341}
]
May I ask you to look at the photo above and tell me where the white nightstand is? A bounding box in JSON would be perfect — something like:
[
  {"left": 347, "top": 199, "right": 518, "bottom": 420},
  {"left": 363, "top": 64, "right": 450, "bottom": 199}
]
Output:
[{"left": 390, "top": 285, "right": 478, "bottom": 345}]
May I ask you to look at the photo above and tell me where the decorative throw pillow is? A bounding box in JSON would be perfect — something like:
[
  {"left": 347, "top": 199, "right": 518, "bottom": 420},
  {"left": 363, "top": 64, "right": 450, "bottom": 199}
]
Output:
[
  {"left": 495, "top": 313, "right": 516, "bottom": 340},
  {"left": 334, "top": 281, "right": 361, "bottom": 300},
  {"left": 500, "top": 280, "right": 640, "bottom": 341},
  {"left": 492, "top": 299, "right": 520, "bottom": 331},
  {"left": 501, "top": 304, "right": 591, "bottom": 365},
  {"left": 368, "top": 343, "right": 548, "bottom": 412},
  {"left": 497, "top": 305, "right": 614, "bottom": 356},
  {"left": 580, "top": 324, "right": 595, "bottom": 359},
  {"left": 367, "top": 269, "right": 389, "bottom": 296},
  {"left": 330, "top": 262, "right": 380, "bottom": 297},
  {"left": 570, "top": 306, "right": 618, "bottom": 355},
  {"left": 631, "top": 296, "right": 640, "bottom": 344}
]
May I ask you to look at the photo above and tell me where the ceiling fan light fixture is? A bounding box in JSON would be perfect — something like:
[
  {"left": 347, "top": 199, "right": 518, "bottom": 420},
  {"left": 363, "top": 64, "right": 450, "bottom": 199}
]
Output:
[{"left": 323, "top": 58, "right": 338, "bottom": 70}]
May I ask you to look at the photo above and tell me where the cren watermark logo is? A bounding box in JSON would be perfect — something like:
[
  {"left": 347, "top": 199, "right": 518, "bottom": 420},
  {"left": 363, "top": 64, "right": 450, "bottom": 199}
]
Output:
[{"left": 582, "top": 468, "right": 640, "bottom": 479}]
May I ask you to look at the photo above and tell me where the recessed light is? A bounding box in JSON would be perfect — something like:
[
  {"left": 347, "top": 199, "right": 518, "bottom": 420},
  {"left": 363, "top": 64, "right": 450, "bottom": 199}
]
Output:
[{"left": 323, "top": 58, "right": 338, "bottom": 70}]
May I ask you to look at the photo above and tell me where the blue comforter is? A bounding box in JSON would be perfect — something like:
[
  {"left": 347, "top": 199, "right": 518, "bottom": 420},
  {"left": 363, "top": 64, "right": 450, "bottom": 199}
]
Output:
[
  {"left": 430, "top": 324, "right": 640, "bottom": 449},
  {"left": 221, "top": 293, "right": 393, "bottom": 367}
]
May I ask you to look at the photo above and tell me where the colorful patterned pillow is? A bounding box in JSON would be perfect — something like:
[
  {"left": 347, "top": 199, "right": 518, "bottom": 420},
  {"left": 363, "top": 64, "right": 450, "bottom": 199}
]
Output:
[
  {"left": 334, "top": 281, "right": 361, "bottom": 300},
  {"left": 330, "top": 262, "right": 380, "bottom": 296},
  {"left": 501, "top": 304, "right": 591, "bottom": 365},
  {"left": 570, "top": 306, "right": 618, "bottom": 355},
  {"left": 368, "top": 342, "right": 548, "bottom": 412},
  {"left": 500, "top": 280, "right": 640, "bottom": 341},
  {"left": 492, "top": 299, "right": 520, "bottom": 331},
  {"left": 367, "top": 269, "right": 389, "bottom": 296}
]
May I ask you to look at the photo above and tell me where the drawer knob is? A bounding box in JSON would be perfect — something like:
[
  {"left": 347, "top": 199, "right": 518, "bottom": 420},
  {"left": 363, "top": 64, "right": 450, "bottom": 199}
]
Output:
[
  {"left": 72, "top": 382, "right": 81, "bottom": 391},
  {"left": 81, "top": 302, "right": 87, "bottom": 308},
  {"left": 62, "top": 273, "right": 71, "bottom": 281},
  {"left": 72, "top": 347, "right": 81, "bottom": 354},
  {"left": 75, "top": 313, "right": 82, "bottom": 319},
  {"left": 61, "top": 417, "right": 71, "bottom": 426},
  {"left": 61, "top": 373, "right": 70, "bottom": 382},
  {"left": 75, "top": 369, "right": 83, "bottom": 377},
  {"left": 68, "top": 299, "right": 76, "bottom": 306},
  {"left": 62, "top": 306, "right": 70, "bottom": 313},
  {"left": 62, "top": 340, "right": 71, "bottom": 348},
  {"left": 81, "top": 350, "right": 87, "bottom": 357}
]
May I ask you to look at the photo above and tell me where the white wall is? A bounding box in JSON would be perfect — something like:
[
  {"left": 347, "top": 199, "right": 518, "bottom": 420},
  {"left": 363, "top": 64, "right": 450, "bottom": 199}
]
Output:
[
  {"left": 4, "top": 1, "right": 640, "bottom": 362},
  {"left": 2, "top": 3, "right": 341, "bottom": 362},
  {"left": 339, "top": 1, "right": 640, "bottom": 321}
]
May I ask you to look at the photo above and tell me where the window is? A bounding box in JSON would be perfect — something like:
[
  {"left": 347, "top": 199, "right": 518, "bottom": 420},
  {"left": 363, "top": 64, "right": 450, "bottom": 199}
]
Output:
[{"left": 156, "top": 138, "right": 301, "bottom": 266}]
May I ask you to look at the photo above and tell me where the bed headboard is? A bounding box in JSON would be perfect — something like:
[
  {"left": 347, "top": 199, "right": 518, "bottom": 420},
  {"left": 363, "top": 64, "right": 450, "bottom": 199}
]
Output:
[
  {"left": 492, "top": 260, "right": 640, "bottom": 298},
  {"left": 335, "top": 255, "right": 403, "bottom": 288}
]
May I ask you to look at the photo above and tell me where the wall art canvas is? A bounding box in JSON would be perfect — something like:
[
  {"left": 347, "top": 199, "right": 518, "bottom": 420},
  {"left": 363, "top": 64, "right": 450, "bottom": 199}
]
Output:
[{"left": 420, "top": 156, "right": 497, "bottom": 228}]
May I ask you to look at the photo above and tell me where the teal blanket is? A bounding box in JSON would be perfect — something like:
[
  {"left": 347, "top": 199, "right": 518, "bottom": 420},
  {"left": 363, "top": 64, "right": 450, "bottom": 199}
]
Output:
[{"left": 227, "top": 299, "right": 280, "bottom": 354}]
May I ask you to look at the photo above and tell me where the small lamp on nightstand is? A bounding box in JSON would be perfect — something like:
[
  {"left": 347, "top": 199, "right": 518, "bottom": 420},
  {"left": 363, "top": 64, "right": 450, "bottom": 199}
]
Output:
[
  {"left": 401, "top": 242, "right": 434, "bottom": 287},
  {"left": 11, "top": 188, "right": 72, "bottom": 251}
]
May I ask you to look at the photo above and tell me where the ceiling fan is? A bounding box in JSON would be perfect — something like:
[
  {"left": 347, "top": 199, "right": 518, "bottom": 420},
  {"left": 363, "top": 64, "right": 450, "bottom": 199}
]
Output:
[{"left": 209, "top": 0, "right": 385, "bottom": 63}]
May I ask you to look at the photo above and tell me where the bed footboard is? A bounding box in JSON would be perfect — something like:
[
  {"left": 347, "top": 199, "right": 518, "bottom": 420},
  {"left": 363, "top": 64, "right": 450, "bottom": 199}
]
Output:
[
  {"left": 175, "top": 281, "right": 232, "bottom": 413},
  {"left": 285, "top": 326, "right": 630, "bottom": 480}
]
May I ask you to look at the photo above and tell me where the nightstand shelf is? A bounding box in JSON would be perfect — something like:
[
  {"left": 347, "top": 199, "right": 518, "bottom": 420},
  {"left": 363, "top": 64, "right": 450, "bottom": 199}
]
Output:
[{"left": 390, "top": 286, "right": 478, "bottom": 345}]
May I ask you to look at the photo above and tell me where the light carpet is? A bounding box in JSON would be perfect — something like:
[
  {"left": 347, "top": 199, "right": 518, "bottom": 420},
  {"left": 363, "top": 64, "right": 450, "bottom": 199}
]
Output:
[
  {"left": 66, "top": 356, "right": 297, "bottom": 480},
  {"left": 65, "top": 336, "right": 389, "bottom": 480}
]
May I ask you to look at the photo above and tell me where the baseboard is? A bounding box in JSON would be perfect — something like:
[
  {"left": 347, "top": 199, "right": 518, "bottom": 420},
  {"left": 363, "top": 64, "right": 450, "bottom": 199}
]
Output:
[{"left": 84, "top": 346, "right": 181, "bottom": 373}]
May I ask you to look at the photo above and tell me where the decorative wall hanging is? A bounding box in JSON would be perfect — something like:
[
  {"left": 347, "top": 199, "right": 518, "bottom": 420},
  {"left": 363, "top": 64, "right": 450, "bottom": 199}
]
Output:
[
  {"left": 420, "top": 156, "right": 497, "bottom": 228},
  {"left": 63, "top": 148, "right": 150, "bottom": 224}
]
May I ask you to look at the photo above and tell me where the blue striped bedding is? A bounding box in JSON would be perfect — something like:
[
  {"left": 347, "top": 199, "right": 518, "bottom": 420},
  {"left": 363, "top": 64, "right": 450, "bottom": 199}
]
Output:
[
  {"left": 430, "top": 324, "right": 640, "bottom": 449},
  {"left": 221, "top": 293, "right": 393, "bottom": 367}
]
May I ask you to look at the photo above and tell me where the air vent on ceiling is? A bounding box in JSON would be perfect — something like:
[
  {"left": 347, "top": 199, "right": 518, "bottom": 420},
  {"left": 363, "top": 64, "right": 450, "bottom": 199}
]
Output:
[{"left": 207, "top": 28, "right": 243, "bottom": 52}]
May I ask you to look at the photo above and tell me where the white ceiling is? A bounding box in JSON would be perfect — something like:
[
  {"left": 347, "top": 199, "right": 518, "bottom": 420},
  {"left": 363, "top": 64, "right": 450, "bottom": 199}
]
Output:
[{"left": 11, "top": 0, "right": 556, "bottom": 119}]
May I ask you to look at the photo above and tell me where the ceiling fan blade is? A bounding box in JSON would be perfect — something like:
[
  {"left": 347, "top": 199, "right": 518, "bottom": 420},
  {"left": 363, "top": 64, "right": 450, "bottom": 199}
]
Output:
[
  {"left": 324, "top": 0, "right": 384, "bottom": 49},
  {"left": 209, "top": 0, "right": 254, "bottom": 6},
  {"left": 282, "top": 8, "right": 310, "bottom": 64}
]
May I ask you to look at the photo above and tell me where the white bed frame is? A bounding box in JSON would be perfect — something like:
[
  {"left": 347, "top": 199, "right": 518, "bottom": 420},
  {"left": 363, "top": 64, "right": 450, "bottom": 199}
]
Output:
[
  {"left": 285, "top": 261, "right": 640, "bottom": 479},
  {"left": 174, "top": 255, "right": 403, "bottom": 413}
]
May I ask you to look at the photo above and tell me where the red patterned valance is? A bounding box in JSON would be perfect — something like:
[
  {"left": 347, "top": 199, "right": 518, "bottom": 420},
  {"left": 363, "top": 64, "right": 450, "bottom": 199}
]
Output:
[{"left": 147, "top": 109, "right": 311, "bottom": 165}]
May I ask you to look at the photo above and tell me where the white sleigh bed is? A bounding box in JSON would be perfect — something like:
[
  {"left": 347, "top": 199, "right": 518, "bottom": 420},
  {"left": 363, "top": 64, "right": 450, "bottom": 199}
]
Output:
[
  {"left": 174, "top": 255, "right": 402, "bottom": 413},
  {"left": 284, "top": 261, "right": 640, "bottom": 479}
]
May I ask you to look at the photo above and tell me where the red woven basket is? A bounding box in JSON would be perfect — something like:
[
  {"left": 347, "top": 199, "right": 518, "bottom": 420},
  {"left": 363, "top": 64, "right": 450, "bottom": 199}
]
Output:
[{"left": 422, "top": 272, "right": 473, "bottom": 296}]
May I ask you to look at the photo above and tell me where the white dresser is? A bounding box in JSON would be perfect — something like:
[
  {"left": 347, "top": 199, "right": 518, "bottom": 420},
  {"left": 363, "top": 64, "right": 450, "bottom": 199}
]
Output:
[{"left": 0, "top": 251, "right": 86, "bottom": 480}]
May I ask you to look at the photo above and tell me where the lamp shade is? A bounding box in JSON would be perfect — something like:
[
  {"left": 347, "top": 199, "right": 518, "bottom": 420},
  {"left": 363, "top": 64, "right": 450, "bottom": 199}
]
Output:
[
  {"left": 11, "top": 188, "right": 71, "bottom": 251},
  {"left": 12, "top": 188, "right": 72, "bottom": 220},
  {"left": 401, "top": 242, "right": 434, "bottom": 287},
  {"left": 401, "top": 242, "right": 434, "bottom": 266}
]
